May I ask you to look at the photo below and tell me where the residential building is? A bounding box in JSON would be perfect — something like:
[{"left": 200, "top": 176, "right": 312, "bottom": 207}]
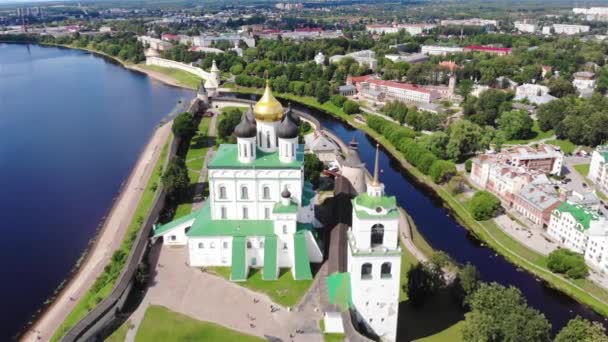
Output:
[
  {"left": 589, "top": 145, "right": 608, "bottom": 193},
  {"left": 152, "top": 83, "right": 322, "bottom": 280},
  {"left": 572, "top": 71, "right": 596, "bottom": 91},
  {"left": 514, "top": 20, "right": 537, "bottom": 33},
  {"left": 440, "top": 19, "right": 498, "bottom": 27},
  {"left": 573, "top": 7, "right": 608, "bottom": 21},
  {"left": 348, "top": 146, "right": 401, "bottom": 341},
  {"left": 552, "top": 24, "right": 590, "bottom": 35},
  {"left": 464, "top": 45, "right": 512, "bottom": 55},
  {"left": 330, "top": 50, "right": 378, "bottom": 69},
  {"left": 384, "top": 53, "right": 428, "bottom": 64},
  {"left": 514, "top": 83, "right": 557, "bottom": 105},
  {"left": 512, "top": 183, "right": 563, "bottom": 227},
  {"left": 338, "top": 84, "right": 357, "bottom": 96},
  {"left": 358, "top": 79, "right": 440, "bottom": 104},
  {"left": 420, "top": 45, "right": 464, "bottom": 56},
  {"left": 366, "top": 23, "right": 435, "bottom": 36},
  {"left": 304, "top": 131, "right": 340, "bottom": 162},
  {"left": 548, "top": 202, "right": 602, "bottom": 254},
  {"left": 137, "top": 36, "right": 173, "bottom": 51}
]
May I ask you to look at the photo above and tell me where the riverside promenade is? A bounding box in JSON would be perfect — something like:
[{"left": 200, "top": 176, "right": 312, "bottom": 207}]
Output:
[{"left": 22, "top": 122, "right": 173, "bottom": 342}]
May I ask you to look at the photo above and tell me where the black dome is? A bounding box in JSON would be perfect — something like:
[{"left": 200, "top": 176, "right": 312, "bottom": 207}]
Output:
[
  {"left": 277, "top": 109, "right": 299, "bottom": 139},
  {"left": 281, "top": 188, "right": 291, "bottom": 198},
  {"left": 234, "top": 112, "right": 257, "bottom": 138}
]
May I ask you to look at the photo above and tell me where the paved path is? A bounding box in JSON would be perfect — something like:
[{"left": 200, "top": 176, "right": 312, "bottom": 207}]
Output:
[
  {"left": 494, "top": 214, "right": 558, "bottom": 256},
  {"left": 124, "top": 246, "right": 323, "bottom": 342},
  {"left": 23, "top": 122, "right": 173, "bottom": 342},
  {"left": 398, "top": 209, "right": 428, "bottom": 262}
]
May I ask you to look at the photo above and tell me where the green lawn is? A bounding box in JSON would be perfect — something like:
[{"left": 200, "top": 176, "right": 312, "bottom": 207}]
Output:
[
  {"left": 546, "top": 139, "right": 577, "bottom": 154},
  {"left": 574, "top": 163, "right": 591, "bottom": 178},
  {"left": 415, "top": 321, "right": 464, "bottom": 342},
  {"left": 505, "top": 122, "right": 554, "bottom": 145},
  {"left": 53, "top": 135, "right": 174, "bottom": 341},
  {"left": 210, "top": 267, "right": 312, "bottom": 307},
  {"left": 175, "top": 116, "right": 213, "bottom": 218},
  {"left": 140, "top": 65, "right": 202, "bottom": 89},
  {"left": 134, "top": 305, "right": 263, "bottom": 342}
]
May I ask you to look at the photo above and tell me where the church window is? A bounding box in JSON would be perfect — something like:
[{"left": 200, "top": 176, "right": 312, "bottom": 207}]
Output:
[
  {"left": 361, "top": 263, "right": 372, "bottom": 280},
  {"left": 292, "top": 144, "right": 295, "bottom": 157},
  {"left": 223, "top": 241, "right": 229, "bottom": 249},
  {"left": 258, "top": 131, "right": 262, "bottom": 145},
  {"left": 220, "top": 207, "right": 227, "bottom": 219},
  {"left": 219, "top": 186, "right": 227, "bottom": 199},
  {"left": 282, "top": 225, "right": 288, "bottom": 234},
  {"left": 198, "top": 242, "right": 204, "bottom": 249},
  {"left": 283, "top": 242, "right": 288, "bottom": 250},
  {"left": 371, "top": 224, "right": 384, "bottom": 247},
  {"left": 381, "top": 262, "right": 392, "bottom": 279},
  {"left": 241, "top": 186, "right": 249, "bottom": 200},
  {"left": 263, "top": 186, "right": 271, "bottom": 199},
  {"left": 210, "top": 242, "right": 216, "bottom": 249},
  {"left": 243, "top": 207, "right": 249, "bottom": 219},
  {"left": 259, "top": 241, "right": 264, "bottom": 248},
  {"left": 169, "top": 235, "right": 176, "bottom": 241},
  {"left": 264, "top": 208, "right": 270, "bottom": 219},
  {"left": 266, "top": 133, "right": 271, "bottom": 148},
  {"left": 275, "top": 135, "right": 278, "bottom": 147},
  {"left": 247, "top": 241, "right": 252, "bottom": 249}
]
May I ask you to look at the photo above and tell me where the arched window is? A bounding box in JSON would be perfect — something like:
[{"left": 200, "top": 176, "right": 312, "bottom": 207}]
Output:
[
  {"left": 241, "top": 186, "right": 248, "bottom": 200},
  {"left": 266, "top": 133, "right": 271, "bottom": 148},
  {"left": 243, "top": 207, "right": 249, "bottom": 219},
  {"left": 258, "top": 131, "right": 262, "bottom": 146},
  {"left": 198, "top": 242, "right": 204, "bottom": 249},
  {"left": 263, "top": 186, "right": 270, "bottom": 199},
  {"left": 282, "top": 225, "right": 288, "bottom": 234},
  {"left": 247, "top": 241, "right": 252, "bottom": 249},
  {"left": 371, "top": 224, "right": 384, "bottom": 247},
  {"left": 219, "top": 185, "right": 227, "bottom": 199},
  {"left": 361, "top": 263, "right": 372, "bottom": 280},
  {"left": 381, "top": 262, "right": 392, "bottom": 279}
]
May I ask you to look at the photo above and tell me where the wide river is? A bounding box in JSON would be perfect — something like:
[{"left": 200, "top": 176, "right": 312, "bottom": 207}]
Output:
[{"left": 0, "top": 43, "right": 192, "bottom": 340}]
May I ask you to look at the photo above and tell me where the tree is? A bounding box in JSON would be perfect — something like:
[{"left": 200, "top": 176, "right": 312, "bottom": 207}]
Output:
[
  {"left": 462, "top": 282, "right": 551, "bottom": 342},
  {"left": 217, "top": 108, "right": 243, "bottom": 140},
  {"left": 496, "top": 110, "right": 534, "bottom": 140},
  {"left": 547, "top": 248, "right": 589, "bottom": 279},
  {"left": 406, "top": 262, "right": 444, "bottom": 307},
  {"left": 446, "top": 120, "right": 485, "bottom": 161},
  {"left": 548, "top": 77, "right": 576, "bottom": 98},
  {"left": 429, "top": 160, "right": 456, "bottom": 183},
  {"left": 456, "top": 263, "right": 481, "bottom": 299},
  {"left": 469, "top": 191, "right": 501, "bottom": 220},
  {"left": 343, "top": 100, "right": 360, "bottom": 114},
  {"left": 304, "top": 153, "right": 323, "bottom": 188},
  {"left": 172, "top": 112, "right": 196, "bottom": 140},
  {"left": 419, "top": 132, "right": 449, "bottom": 160},
  {"left": 330, "top": 94, "right": 347, "bottom": 107},
  {"left": 447, "top": 175, "right": 466, "bottom": 194},
  {"left": 537, "top": 99, "right": 566, "bottom": 132},
  {"left": 465, "top": 89, "right": 513, "bottom": 127},
  {"left": 162, "top": 157, "right": 190, "bottom": 201},
  {"left": 465, "top": 159, "right": 473, "bottom": 173},
  {"left": 555, "top": 316, "right": 608, "bottom": 342}
]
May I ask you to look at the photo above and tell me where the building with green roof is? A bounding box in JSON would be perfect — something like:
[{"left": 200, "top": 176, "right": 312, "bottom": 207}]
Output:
[
  {"left": 548, "top": 201, "right": 603, "bottom": 254},
  {"left": 152, "top": 84, "right": 322, "bottom": 281}
]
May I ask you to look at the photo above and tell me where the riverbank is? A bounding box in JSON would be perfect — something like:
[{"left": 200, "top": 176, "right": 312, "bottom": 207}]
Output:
[
  {"left": 222, "top": 86, "right": 608, "bottom": 317},
  {"left": 22, "top": 121, "right": 174, "bottom": 342}
]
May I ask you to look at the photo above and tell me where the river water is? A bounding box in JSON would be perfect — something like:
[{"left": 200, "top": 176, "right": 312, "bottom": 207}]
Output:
[
  {"left": 231, "top": 93, "right": 608, "bottom": 336},
  {"left": 0, "top": 43, "right": 192, "bottom": 340}
]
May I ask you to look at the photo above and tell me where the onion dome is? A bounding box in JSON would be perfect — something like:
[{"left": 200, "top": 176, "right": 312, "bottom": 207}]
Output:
[
  {"left": 254, "top": 80, "right": 284, "bottom": 122},
  {"left": 234, "top": 111, "right": 257, "bottom": 138},
  {"left": 281, "top": 188, "right": 291, "bottom": 198},
  {"left": 277, "top": 109, "right": 299, "bottom": 139},
  {"left": 285, "top": 103, "right": 301, "bottom": 125}
]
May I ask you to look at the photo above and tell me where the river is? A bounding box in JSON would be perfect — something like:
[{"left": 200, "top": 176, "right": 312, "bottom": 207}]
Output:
[
  {"left": 229, "top": 92, "right": 608, "bottom": 335},
  {"left": 0, "top": 43, "right": 192, "bottom": 340}
]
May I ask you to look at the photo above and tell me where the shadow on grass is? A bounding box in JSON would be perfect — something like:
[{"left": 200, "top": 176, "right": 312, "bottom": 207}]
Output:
[{"left": 397, "top": 288, "right": 465, "bottom": 341}]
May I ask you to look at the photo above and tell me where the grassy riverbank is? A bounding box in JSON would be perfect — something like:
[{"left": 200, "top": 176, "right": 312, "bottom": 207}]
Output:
[
  {"left": 226, "top": 86, "right": 608, "bottom": 317},
  {"left": 51, "top": 133, "right": 174, "bottom": 342}
]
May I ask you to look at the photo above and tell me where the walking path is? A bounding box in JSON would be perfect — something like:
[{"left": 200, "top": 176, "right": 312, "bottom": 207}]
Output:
[
  {"left": 124, "top": 247, "right": 323, "bottom": 342},
  {"left": 22, "top": 122, "right": 173, "bottom": 342},
  {"left": 398, "top": 209, "right": 428, "bottom": 262},
  {"left": 192, "top": 111, "right": 218, "bottom": 211}
]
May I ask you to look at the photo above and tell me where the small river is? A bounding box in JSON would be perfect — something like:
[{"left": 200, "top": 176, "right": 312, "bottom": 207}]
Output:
[
  {"left": 230, "top": 93, "right": 608, "bottom": 336},
  {"left": 0, "top": 43, "right": 192, "bottom": 340}
]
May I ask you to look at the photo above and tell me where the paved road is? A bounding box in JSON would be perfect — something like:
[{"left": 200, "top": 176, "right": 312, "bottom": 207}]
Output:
[{"left": 23, "top": 122, "right": 173, "bottom": 342}]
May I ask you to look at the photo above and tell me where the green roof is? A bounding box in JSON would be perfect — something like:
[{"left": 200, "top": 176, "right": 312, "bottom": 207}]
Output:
[
  {"left": 208, "top": 144, "right": 304, "bottom": 169},
  {"left": 296, "top": 222, "right": 313, "bottom": 232},
  {"left": 262, "top": 235, "right": 278, "bottom": 280},
  {"left": 186, "top": 201, "right": 274, "bottom": 237},
  {"left": 327, "top": 272, "right": 353, "bottom": 310},
  {"left": 231, "top": 236, "right": 247, "bottom": 281},
  {"left": 273, "top": 200, "right": 298, "bottom": 214},
  {"left": 152, "top": 210, "right": 199, "bottom": 238},
  {"left": 555, "top": 201, "right": 598, "bottom": 231},
  {"left": 293, "top": 231, "right": 313, "bottom": 280},
  {"left": 354, "top": 192, "right": 397, "bottom": 210}
]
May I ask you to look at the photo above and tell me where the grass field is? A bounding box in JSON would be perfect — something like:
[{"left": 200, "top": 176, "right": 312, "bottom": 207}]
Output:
[
  {"left": 134, "top": 305, "right": 263, "bottom": 342},
  {"left": 210, "top": 267, "right": 312, "bottom": 307},
  {"left": 106, "top": 320, "right": 130, "bottom": 342},
  {"left": 174, "top": 116, "right": 213, "bottom": 218},
  {"left": 140, "top": 65, "right": 202, "bottom": 89},
  {"left": 52, "top": 134, "right": 174, "bottom": 341},
  {"left": 505, "top": 122, "right": 554, "bottom": 145},
  {"left": 546, "top": 139, "right": 577, "bottom": 154},
  {"left": 574, "top": 163, "right": 591, "bottom": 178}
]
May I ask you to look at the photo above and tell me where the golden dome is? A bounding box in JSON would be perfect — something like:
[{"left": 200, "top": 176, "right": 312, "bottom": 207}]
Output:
[{"left": 254, "top": 81, "right": 284, "bottom": 122}]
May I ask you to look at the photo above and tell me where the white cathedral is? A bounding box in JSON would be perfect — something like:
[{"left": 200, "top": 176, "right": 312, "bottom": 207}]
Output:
[{"left": 152, "top": 82, "right": 323, "bottom": 281}]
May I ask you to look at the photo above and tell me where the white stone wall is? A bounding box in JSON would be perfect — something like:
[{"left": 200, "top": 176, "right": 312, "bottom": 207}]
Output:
[
  {"left": 188, "top": 236, "right": 233, "bottom": 266},
  {"left": 351, "top": 213, "right": 399, "bottom": 250},
  {"left": 256, "top": 121, "right": 280, "bottom": 152},
  {"left": 547, "top": 212, "right": 589, "bottom": 253},
  {"left": 348, "top": 248, "right": 401, "bottom": 341},
  {"left": 589, "top": 150, "right": 608, "bottom": 192},
  {"left": 209, "top": 169, "right": 303, "bottom": 220},
  {"left": 237, "top": 136, "right": 256, "bottom": 164},
  {"left": 146, "top": 56, "right": 212, "bottom": 81},
  {"left": 585, "top": 234, "right": 608, "bottom": 271}
]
